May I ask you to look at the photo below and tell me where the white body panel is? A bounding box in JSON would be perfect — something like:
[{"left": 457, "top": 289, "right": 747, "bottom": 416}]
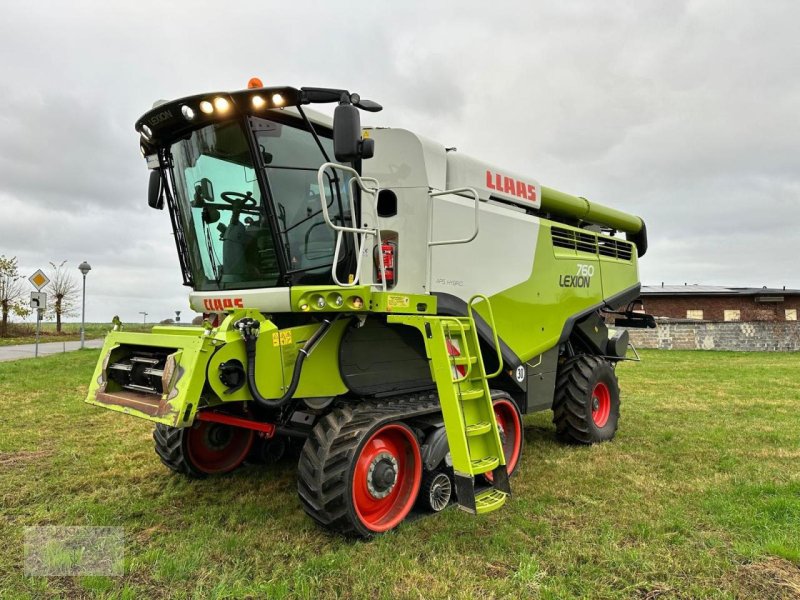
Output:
[
  {"left": 429, "top": 196, "right": 539, "bottom": 300},
  {"left": 360, "top": 128, "right": 540, "bottom": 301},
  {"left": 189, "top": 287, "right": 291, "bottom": 313}
]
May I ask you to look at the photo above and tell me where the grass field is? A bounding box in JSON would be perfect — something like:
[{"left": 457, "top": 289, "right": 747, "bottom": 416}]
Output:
[
  {"left": 0, "top": 323, "right": 152, "bottom": 347},
  {"left": 0, "top": 350, "right": 798, "bottom": 599}
]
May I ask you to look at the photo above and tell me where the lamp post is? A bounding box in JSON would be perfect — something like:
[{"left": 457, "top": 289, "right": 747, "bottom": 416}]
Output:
[
  {"left": 78, "top": 261, "right": 92, "bottom": 349},
  {"left": 139, "top": 311, "right": 148, "bottom": 324}
]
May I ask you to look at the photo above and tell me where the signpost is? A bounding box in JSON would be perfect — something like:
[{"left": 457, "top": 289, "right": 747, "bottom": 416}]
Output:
[
  {"left": 29, "top": 269, "right": 50, "bottom": 358},
  {"left": 30, "top": 291, "right": 47, "bottom": 358}
]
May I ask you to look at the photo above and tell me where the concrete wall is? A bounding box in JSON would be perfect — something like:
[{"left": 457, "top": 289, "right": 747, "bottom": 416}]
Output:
[{"left": 624, "top": 321, "right": 800, "bottom": 351}]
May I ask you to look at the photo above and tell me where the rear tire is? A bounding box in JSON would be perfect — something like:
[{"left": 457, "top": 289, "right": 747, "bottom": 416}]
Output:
[
  {"left": 553, "top": 355, "right": 620, "bottom": 444},
  {"left": 153, "top": 421, "right": 254, "bottom": 477}
]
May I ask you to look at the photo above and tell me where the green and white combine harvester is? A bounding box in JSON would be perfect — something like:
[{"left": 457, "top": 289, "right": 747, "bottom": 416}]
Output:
[{"left": 87, "top": 80, "right": 652, "bottom": 537}]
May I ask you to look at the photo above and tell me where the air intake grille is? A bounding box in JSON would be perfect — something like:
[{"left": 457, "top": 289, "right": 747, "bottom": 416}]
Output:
[
  {"left": 551, "top": 226, "right": 633, "bottom": 261},
  {"left": 551, "top": 226, "right": 598, "bottom": 255},
  {"left": 598, "top": 238, "right": 634, "bottom": 261}
]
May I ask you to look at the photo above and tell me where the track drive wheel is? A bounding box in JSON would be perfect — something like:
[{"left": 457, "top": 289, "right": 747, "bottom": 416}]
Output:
[
  {"left": 553, "top": 355, "right": 620, "bottom": 444},
  {"left": 298, "top": 407, "right": 422, "bottom": 537},
  {"left": 153, "top": 420, "right": 255, "bottom": 478},
  {"left": 485, "top": 393, "right": 524, "bottom": 482}
]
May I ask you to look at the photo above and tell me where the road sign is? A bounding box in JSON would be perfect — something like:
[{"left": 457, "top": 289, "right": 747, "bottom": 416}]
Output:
[
  {"left": 29, "top": 269, "right": 50, "bottom": 291},
  {"left": 30, "top": 291, "right": 47, "bottom": 310}
]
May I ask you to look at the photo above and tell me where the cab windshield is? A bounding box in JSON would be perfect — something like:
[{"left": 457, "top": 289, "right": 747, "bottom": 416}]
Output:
[{"left": 167, "top": 116, "right": 351, "bottom": 290}]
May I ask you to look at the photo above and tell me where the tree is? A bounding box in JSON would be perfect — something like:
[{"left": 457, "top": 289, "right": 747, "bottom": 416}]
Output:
[
  {"left": 0, "top": 255, "right": 28, "bottom": 337},
  {"left": 45, "top": 261, "right": 79, "bottom": 333}
]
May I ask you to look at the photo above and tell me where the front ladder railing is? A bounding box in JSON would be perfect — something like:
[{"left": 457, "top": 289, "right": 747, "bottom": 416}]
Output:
[{"left": 316, "top": 162, "right": 387, "bottom": 290}]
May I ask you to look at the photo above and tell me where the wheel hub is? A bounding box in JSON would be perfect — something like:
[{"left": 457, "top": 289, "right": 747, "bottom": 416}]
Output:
[
  {"left": 592, "top": 397, "right": 600, "bottom": 412},
  {"left": 204, "top": 424, "right": 233, "bottom": 450},
  {"left": 367, "top": 452, "right": 398, "bottom": 499}
]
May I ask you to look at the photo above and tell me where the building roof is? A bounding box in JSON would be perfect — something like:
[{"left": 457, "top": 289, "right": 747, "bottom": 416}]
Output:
[{"left": 641, "top": 285, "right": 800, "bottom": 297}]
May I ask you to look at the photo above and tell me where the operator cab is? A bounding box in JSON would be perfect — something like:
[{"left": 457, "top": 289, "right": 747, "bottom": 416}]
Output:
[{"left": 138, "top": 85, "right": 379, "bottom": 291}]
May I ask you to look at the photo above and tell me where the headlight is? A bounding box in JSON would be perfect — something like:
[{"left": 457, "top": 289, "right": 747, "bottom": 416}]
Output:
[
  {"left": 199, "top": 100, "right": 214, "bottom": 114},
  {"left": 272, "top": 93, "right": 284, "bottom": 106},
  {"left": 181, "top": 105, "right": 196, "bottom": 120},
  {"left": 141, "top": 124, "right": 153, "bottom": 140},
  {"left": 213, "top": 97, "right": 230, "bottom": 113},
  {"left": 252, "top": 95, "right": 266, "bottom": 109}
]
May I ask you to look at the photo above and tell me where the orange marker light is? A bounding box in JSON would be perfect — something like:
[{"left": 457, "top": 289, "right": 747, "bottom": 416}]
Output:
[{"left": 248, "top": 77, "right": 263, "bottom": 89}]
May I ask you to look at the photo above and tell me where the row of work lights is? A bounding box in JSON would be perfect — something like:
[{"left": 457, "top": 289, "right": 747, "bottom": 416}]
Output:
[{"left": 140, "top": 91, "right": 286, "bottom": 140}]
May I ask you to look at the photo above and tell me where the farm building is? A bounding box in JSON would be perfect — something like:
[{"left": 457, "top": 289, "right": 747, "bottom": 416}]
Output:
[{"left": 639, "top": 285, "right": 800, "bottom": 322}]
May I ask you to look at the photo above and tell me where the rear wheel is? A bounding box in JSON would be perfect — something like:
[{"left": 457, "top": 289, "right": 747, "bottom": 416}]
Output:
[
  {"left": 298, "top": 406, "right": 423, "bottom": 537},
  {"left": 553, "top": 355, "right": 620, "bottom": 444},
  {"left": 153, "top": 420, "right": 255, "bottom": 478},
  {"left": 485, "top": 394, "right": 523, "bottom": 482}
]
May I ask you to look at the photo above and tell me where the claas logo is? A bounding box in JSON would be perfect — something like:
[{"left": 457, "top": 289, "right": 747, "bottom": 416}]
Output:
[
  {"left": 485, "top": 170, "right": 537, "bottom": 203},
  {"left": 203, "top": 298, "right": 245, "bottom": 311}
]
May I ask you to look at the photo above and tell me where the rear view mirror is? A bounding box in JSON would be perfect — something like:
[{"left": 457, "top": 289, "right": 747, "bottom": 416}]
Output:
[
  {"left": 333, "top": 104, "right": 374, "bottom": 162},
  {"left": 333, "top": 104, "right": 361, "bottom": 162},
  {"left": 193, "top": 178, "right": 215, "bottom": 206},
  {"left": 148, "top": 170, "right": 164, "bottom": 210}
]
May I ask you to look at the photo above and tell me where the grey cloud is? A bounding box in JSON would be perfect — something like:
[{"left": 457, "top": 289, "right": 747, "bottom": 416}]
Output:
[{"left": 1, "top": 0, "right": 799, "bottom": 324}]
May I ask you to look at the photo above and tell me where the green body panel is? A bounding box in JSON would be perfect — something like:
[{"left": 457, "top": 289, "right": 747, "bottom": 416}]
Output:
[
  {"left": 290, "top": 285, "right": 437, "bottom": 315},
  {"left": 473, "top": 220, "right": 639, "bottom": 363}
]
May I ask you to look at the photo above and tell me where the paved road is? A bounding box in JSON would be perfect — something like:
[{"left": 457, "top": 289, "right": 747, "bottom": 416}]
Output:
[{"left": 0, "top": 339, "right": 104, "bottom": 362}]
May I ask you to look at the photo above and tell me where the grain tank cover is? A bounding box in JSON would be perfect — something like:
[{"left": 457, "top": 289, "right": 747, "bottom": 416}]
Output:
[{"left": 446, "top": 153, "right": 542, "bottom": 210}]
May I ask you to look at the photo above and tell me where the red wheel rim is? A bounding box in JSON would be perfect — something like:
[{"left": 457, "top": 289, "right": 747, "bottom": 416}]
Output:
[
  {"left": 485, "top": 398, "right": 522, "bottom": 481},
  {"left": 591, "top": 382, "right": 611, "bottom": 427},
  {"left": 186, "top": 421, "right": 254, "bottom": 474},
  {"left": 351, "top": 424, "right": 421, "bottom": 533}
]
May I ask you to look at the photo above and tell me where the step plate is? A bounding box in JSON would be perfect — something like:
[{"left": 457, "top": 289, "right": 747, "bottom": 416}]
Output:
[{"left": 475, "top": 489, "right": 508, "bottom": 514}]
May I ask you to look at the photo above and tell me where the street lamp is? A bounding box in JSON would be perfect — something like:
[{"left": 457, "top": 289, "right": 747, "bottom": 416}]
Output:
[
  {"left": 78, "top": 261, "right": 92, "bottom": 349},
  {"left": 139, "top": 311, "right": 148, "bottom": 324}
]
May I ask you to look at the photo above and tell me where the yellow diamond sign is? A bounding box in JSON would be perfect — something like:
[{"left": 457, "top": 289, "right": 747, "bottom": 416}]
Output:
[{"left": 29, "top": 269, "right": 50, "bottom": 291}]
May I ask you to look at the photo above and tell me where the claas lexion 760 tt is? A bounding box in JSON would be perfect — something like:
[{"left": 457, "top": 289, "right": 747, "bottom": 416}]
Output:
[{"left": 87, "top": 80, "right": 652, "bottom": 537}]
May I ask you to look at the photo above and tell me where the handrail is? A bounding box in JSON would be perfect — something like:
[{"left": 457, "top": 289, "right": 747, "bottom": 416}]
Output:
[
  {"left": 316, "top": 163, "right": 386, "bottom": 290},
  {"left": 468, "top": 294, "right": 503, "bottom": 379},
  {"left": 428, "top": 187, "right": 480, "bottom": 247},
  {"left": 440, "top": 317, "right": 473, "bottom": 383}
]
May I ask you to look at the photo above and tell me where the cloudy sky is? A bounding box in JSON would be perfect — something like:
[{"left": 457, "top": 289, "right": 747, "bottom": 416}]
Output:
[{"left": 1, "top": 0, "right": 798, "bottom": 323}]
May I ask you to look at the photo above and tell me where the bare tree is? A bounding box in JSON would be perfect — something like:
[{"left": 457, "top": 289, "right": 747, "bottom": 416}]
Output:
[
  {"left": 45, "top": 261, "right": 79, "bottom": 333},
  {"left": 0, "top": 255, "right": 28, "bottom": 337}
]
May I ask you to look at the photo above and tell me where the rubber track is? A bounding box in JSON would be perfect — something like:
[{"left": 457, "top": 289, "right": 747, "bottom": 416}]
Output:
[
  {"left": 297, "top": 392, "right": 441, "bottom": 536},
  {"left": 153, "top": 424, "right": 204, "bottom": 478},
  {"left": 552, "top": 355, "right": 613, "bottom": 444}
]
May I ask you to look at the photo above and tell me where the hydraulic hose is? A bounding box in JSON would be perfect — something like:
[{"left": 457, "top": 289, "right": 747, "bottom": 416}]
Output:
[{"left": 234, "top": 316, "right": 338, "bottom": 409}]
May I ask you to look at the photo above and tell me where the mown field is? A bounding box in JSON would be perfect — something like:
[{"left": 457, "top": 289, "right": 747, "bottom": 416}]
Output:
[
  {"left": 0, "top": 323, "right": 152, "bottom": 347},
  {"left": 0, "top": 350, "right": 798, "bottom": 599}
]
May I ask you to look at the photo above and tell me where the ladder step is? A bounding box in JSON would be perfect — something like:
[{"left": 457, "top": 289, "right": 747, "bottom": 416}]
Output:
[
  {"left": 456, "top": 386, "right": 486, "bottom": 400},
  {"left": 475, "top": 489, "right": 508, "bottom": 514},
  {"left": 442, "top": 323, "right": 472, "bottom": 333},
  {"left": 466, "top": 421, "right": 492, "bottom": 436},
  {"left": 471, "top": 456, "right": 500, "bottom": 472},
  {"left": 451, "top": 356, "right": 478, "bottom": 367}
]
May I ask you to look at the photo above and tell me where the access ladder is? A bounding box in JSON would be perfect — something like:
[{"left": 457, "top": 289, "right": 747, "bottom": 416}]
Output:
[{"left": 389, "top": 295, "right": 510, "bottom": 514}]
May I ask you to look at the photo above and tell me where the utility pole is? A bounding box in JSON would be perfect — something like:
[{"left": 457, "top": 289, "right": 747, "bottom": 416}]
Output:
[{"left": 139, "top": 311, "right": 148, "bottom": 324}]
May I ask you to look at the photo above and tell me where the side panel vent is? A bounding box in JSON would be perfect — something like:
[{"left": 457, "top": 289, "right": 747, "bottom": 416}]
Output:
[
  {"left": 598, "top": 237, "right": 634, "bottom": 261},
  {"left": 551, "top": 226, "right": 598, "bottom": 255}
]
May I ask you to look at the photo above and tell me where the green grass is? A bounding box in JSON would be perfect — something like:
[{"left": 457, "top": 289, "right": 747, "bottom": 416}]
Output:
[
  {"left": 0, "top": 322, "right": 152, "bottom": 346},
  {"left": 0, "top": 350, "right": 798, "bottom": 598}
]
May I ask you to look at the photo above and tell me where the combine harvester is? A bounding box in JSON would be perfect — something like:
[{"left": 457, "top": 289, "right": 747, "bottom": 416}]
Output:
[{"left": 87, "top": 80, "right": 652, "bottom": 536}]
